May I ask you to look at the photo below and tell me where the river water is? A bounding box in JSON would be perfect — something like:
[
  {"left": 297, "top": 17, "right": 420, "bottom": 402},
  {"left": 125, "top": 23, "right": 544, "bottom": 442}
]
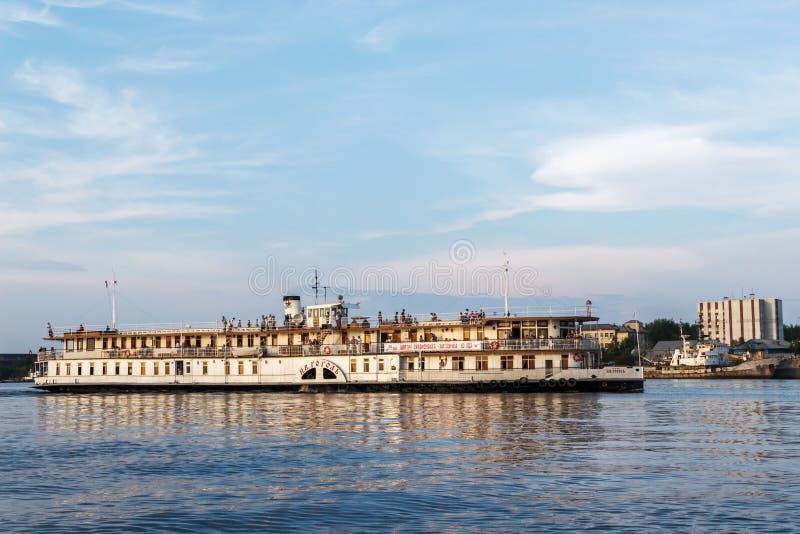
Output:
[{"left": 1, "top": 380, "right": 799, "bottom": 532}]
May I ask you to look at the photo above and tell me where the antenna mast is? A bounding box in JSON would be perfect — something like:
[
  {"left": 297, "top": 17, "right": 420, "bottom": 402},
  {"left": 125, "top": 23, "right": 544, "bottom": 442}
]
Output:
[
  {"left": 107, "top": 271, "right": 118, "bottom": 330},
  {"left": 311, "top": 269, "right": 330, "bottom": 304},
  {"left": 503, "top": 252, "right": 510, "bottom": 317},
  {"left": 635, "top": 310, "right": 642, "bottom": 367}
]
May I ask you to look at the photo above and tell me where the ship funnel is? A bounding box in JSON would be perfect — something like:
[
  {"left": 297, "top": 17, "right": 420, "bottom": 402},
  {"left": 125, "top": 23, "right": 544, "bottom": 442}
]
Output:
[{"left": 283, "top": 296, "right": 302, "bottom": 325}]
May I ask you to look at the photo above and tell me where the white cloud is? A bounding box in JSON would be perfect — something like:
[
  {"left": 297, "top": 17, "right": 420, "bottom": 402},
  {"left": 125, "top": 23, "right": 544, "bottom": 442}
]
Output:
[
  {"left": 116, "top": 0, "right": 201, "bottom": 21},
  {"left": 0, "top": 4, "right": 60, "bottom": 29},
  {"left": 13, "top": 61, "right": 166, "bottom": 141},
  {"left": 0, "top": 61, "right": 209, "bottom": 235},
  {"left": 115, "top": 48, "right": 200, "bottom": 72},
  {"left": 526, "top": 125, "right": 798, "bottom": 212}
]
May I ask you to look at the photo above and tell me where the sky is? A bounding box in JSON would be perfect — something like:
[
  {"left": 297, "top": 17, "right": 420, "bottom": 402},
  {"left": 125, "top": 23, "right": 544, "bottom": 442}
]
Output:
[{"left": 1, "top": 0, "right": 800, "bottom": 351}]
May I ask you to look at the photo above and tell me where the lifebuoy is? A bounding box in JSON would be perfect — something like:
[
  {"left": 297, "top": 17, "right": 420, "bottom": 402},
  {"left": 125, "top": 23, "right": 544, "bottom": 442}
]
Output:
[
  {"left": 489, "top": 341, "right": 499, "bottom": 350},
  {"left": 573, "top": 353, "right": 582, "bottom": 362},
  {"left": 123, "top": 349, "right": 131, "bottom": 357},
  {"left": 323, "top": 346, "right": 331, "bottom": 355}
]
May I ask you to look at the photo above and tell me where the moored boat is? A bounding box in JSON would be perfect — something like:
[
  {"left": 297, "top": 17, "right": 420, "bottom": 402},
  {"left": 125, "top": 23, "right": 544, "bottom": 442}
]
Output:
[{"left": 33, "top": 296, "right": 643, "bottom": 393}]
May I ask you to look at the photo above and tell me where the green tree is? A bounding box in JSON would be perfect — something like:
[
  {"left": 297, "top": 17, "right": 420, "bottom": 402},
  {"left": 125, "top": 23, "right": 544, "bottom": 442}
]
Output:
[
  {"left": 602, "top": 337, "right": 637, "bottom": 366},
  {"left": 785, "top": 324, "right": 800, "bottom": 342},
  {"left": 645, "top": 318, "right": 697, "bottom": 347},
  {"left": 785, "top": 324, "right": 800, "bottom": 352}
]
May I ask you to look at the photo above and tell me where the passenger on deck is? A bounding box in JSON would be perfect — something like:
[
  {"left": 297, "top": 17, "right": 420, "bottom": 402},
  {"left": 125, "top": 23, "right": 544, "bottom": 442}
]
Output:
[
  {"left": 377, "top": 311, "right": 382, "bottom": 326},
  {"left": 46, "top": 322, "right": 53, "bottom": 338}
]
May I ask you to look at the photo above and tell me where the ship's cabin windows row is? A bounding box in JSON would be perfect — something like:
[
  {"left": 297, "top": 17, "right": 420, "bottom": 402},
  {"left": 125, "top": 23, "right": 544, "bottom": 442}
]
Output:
[
  {"left": 52, "top": 360, "right": 266, "bottom": 377},
  {"left": 58, "top": 317, "right": 587, "bottom": 353}
]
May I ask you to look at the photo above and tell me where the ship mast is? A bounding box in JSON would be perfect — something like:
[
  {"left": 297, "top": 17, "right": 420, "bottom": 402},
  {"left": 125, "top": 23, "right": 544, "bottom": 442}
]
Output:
[
  {"left": 112, "top": 272, "right": 118, "bottom": 330},
  {"left": 634, "top": 310, "right": 642, "bottom": 367},
  {"left": 503, "top": 252, "right": 510, "bottom": 317}
]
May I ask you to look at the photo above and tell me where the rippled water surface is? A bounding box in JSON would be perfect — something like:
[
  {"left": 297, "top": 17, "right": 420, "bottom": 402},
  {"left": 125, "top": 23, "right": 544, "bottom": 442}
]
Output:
[{"left": 2, "top": 380, "right": 800, "bottom": 532}]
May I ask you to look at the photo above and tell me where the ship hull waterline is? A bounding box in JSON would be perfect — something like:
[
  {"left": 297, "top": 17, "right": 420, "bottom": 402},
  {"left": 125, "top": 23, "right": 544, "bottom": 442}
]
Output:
[{"left": 33, "top": 378, "right": 643, "bottom": 394}]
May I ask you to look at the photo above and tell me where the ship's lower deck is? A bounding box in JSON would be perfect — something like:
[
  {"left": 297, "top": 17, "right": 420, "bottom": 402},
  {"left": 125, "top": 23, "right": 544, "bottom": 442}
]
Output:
[{"left": 33, "top": 352, "right": 644, "bottom": 393}]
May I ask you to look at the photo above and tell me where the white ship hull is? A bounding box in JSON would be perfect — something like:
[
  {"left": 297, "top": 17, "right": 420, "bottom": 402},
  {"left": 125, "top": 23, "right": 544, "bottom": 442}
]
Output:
[{"left": 34, "top": 353, "right": 643, "bottom": 393}]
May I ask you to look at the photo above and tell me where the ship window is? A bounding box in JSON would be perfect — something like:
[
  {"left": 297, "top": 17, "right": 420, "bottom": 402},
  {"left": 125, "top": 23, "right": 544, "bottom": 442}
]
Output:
[
  {"left": 301, "top": 368, "right": 317, "bottom": 380},
  {"left": 203, "top": 361, "right": 208, "bottom": 375},
  {"left": 121, "top": 337, "right": 127, "bottom": 349},
  {"left": 165, "top": 362, "right": 170, "bottom": 375},
  {"left": 127, "top": 362, "right": 133, "bottom": 375},
  {"left": 363, "top": 358, "right": 370, "bottom": 373},
  {"left": 155, "top": 336, "right": 162, "bottom": 349},
  {"left": 561, "top": 355, "right": 569, "bottom": 369},
  {"left": 237, "top": 336, "right": 243, "bottom": 348},
  {"left": 238, "top": 360, "right": 244, "bottom": 375},
  {"left": 522, "top": 355, "right": 535, "bottom": 369},
  {"left": 538, "top": 321, "right": 548, "bottom": 327},
  {"left": 323, "top": 368, "right": 336, "bottom": 379},
  {"left": 77, "top": 364, "right": 82, "bottom": 375},
  {"left": 252, "top": 361, "right": 258, "bottom": 374},
  {"left": 102, "top": 362, "right": 107, "bottom": 375},
  {"left": 141, "top": 362, "right": 146, "bottom": 375},
  {"left": 89, "top": 363, "right": 94, "bottom": 375},
  {"left": 476, "top": 355, "right": 488, "bottom": 371},
  {"left": 378, "top": 359, "right": 385, "bottom": 371},
  {"left": 115, "top": 362, "right": 120, "bottom": 375},
  {"left": 87, "top": 339, "right": 95, "bottom": 351},
  {"left": 185, "top": 361, "right": 191, "bottom": 374},
  {"left": 102, "top": 338, "right": 108, "bottom": 350},
  {"left": 452, "top": 356, "right": 465, "bottom": 370},
  {"left": 247, "top": 335, "right": 254, "bottom": 347},
  {"left": 501, "top": 355, "right": 514, "bottom": 369},
  {"left": 56, "top": 363, "right": 60, "bottom": 376},
  {"left": 77, "top": 339, "right": 84, "bottom": 351},
  {"left": 66, "top": 363, "right": 71, "bottom": 375},
  {"left": 131, "top": 338, "right": 137, "bottom": 349},
  {"left": 225, "top": 361, "right": 230, "bottom": 375},
  {"left": 153, "top": 362, "right": 159, "bottom": 375},
  {"left": 350, "top": 358, "right": 357, "bottom": 372}
]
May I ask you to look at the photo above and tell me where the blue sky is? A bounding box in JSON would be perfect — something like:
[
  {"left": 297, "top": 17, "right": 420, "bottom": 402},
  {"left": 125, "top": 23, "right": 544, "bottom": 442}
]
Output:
[{"left": 2, "top": 1, "right": 800, "bottom": 351}]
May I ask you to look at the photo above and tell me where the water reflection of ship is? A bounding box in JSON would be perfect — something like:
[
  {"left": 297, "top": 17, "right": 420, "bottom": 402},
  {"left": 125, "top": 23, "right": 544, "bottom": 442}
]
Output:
[{"left": 37, "top": 392, "right": 608, "bottom": 456}]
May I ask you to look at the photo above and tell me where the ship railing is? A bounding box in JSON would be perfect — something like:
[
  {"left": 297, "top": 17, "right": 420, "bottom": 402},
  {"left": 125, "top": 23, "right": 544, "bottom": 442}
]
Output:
[
  {"left": 35, "top": 338, "right": 600, "bottom": 362},
  {"left": 44, "top": 305, "right": 601, "bottom": 337},
  {"left": 485, "top": 339, "right": 599, "bottom": 351}
]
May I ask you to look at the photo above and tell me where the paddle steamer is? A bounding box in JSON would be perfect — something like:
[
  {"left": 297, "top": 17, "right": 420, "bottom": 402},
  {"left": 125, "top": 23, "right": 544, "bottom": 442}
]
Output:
[{"left": 33, "top": 296, "right": 643, "bottom": 392}]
